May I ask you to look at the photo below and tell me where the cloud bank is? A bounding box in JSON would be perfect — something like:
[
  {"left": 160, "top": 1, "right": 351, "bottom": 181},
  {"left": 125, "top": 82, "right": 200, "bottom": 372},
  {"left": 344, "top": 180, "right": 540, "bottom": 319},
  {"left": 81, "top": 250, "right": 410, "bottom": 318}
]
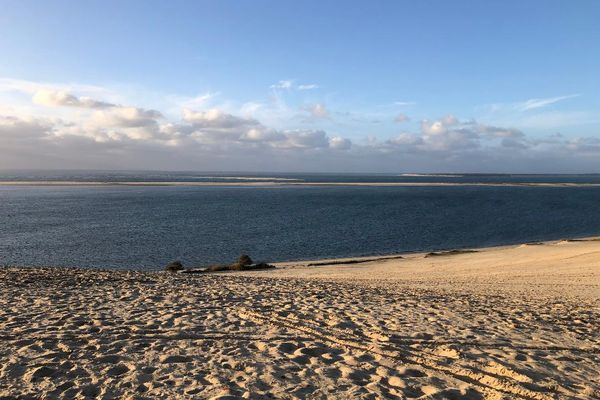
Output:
[{"left": 1, "top": 79, "right": 599, "bottom": 173}]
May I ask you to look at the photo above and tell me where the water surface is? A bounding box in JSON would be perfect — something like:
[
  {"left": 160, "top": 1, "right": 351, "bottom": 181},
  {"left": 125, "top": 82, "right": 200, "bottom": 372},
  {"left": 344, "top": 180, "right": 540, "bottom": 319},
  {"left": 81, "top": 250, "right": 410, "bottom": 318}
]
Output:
[{"left": 1, "top": 176, "right": 599, "bottom": 269}]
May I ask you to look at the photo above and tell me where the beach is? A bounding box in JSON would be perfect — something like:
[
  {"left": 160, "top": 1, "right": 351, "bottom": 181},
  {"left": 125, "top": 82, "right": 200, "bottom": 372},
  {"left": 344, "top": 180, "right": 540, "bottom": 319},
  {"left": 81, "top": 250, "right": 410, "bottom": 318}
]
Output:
[{"left": 0, "top": 239, "right": 598, "bottom": 399}]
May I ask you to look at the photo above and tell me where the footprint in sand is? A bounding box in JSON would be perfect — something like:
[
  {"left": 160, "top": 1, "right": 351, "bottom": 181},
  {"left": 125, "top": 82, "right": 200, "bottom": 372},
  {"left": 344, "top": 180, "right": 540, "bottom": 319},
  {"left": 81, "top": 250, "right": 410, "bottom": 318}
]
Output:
[
  {"left": 106, "top": 363, "right": 130, "bottom": 376},
  {"left": 97, "top": 354, "right": 121, "bottom": 364},
  {"left": 397, "top": 366, "right": 427, "bottom": 378},
  {"left": 26, "top": 365, "right": 57, "bottom": 382},
  {"left": 159, "top": 355, "right": 193, "bottom": 363}
]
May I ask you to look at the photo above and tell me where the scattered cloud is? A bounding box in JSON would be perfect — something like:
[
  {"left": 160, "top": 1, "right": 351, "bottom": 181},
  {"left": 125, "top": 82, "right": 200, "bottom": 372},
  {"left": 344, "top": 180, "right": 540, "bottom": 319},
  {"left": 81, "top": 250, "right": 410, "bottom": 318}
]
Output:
[
  {"left": 173, "top": 92, "right": 219, "bottom": 110},
  {"left": 93, "top": 107, "right": 163, "bottom": 128},
  {"left": 476, "top": 95, "right": 593, "bottom": 131},
  {"left": 517, "top": 94, "right": 580, "bottom": 111},
  {"left": 381, "top": 115, "right": 525, "bottom": 153},
  {"left": 1, "top": 78, "right": 600, "bottom": 172},
  {"left": 276, "top": 130, "right": 330, "bottom": 149},
  {"left": 33, "top": 89, "right": 115, "bottom": 109},
  {"left": 297, "top": 84, "right": 319, "bottom": 90},
  {"left": 329, "top": 136, "right": 352, "bottom": 150},
  {"left": 270, "top": 80, "right": 319, "bottom": 91},
  {"left": 302, "top": 103, "right": 330, "bottom": 120},
  {"left": 270, "top": 80, "right": 293, "bottom": 90},
  {"left": 182, "top": 108, "right": 257, "bottom": 129}
]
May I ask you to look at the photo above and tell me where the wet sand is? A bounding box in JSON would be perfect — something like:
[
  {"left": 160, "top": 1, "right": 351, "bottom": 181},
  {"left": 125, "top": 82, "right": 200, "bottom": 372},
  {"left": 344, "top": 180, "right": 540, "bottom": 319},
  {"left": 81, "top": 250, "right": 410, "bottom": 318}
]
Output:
[{"left": 0, "top": 239, "right": 598, "bottom": 399}]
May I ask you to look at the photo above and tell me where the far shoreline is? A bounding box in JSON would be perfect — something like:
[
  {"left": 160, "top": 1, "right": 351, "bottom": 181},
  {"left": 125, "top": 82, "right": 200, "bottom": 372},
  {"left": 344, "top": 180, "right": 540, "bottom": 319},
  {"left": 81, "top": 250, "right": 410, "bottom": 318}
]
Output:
[{"left": 2, "top": 180, "right": 600, "bottom": 188}]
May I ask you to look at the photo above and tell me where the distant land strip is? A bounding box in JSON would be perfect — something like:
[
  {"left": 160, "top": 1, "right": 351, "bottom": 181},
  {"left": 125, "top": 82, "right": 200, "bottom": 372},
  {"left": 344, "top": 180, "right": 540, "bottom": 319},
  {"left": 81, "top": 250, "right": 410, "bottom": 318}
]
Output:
[{"left": 2, "top": 181, "right": 600, "bottom": 188}]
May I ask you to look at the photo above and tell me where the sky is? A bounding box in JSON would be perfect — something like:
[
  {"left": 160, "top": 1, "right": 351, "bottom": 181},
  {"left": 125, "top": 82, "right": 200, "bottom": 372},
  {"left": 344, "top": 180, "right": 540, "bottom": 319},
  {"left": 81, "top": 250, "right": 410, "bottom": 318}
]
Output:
[{"left": 0, "top": 0, "right": 599, "bottom": 173}]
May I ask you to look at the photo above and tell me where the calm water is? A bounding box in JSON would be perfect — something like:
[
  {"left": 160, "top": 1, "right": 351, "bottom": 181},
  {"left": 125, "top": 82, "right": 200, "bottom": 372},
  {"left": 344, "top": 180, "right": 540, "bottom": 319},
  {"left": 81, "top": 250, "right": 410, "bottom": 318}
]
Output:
[{"left": 1, "top": 173, "right": 600, "bottom": 270}]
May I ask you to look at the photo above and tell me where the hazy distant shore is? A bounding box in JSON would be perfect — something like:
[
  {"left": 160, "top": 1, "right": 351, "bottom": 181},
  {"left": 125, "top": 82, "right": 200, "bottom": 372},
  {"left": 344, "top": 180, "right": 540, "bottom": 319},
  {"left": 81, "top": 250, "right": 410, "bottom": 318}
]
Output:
[
  {"left": 3, "top": 180, "right": 600, "bottom": 187},
  {"left": 1, "top": 238, "right": 598, "bottom": 399}
]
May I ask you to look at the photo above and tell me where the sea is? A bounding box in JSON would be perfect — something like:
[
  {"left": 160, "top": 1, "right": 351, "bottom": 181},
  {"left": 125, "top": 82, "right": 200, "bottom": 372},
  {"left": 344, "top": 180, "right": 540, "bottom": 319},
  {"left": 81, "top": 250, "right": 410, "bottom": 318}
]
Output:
[{"left": 2, "top": 170, "right": 600, "bottom": 270}]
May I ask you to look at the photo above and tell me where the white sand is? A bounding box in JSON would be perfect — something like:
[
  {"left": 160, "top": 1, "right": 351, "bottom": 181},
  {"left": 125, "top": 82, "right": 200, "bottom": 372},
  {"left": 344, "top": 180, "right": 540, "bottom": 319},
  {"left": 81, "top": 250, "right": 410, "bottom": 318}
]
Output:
[{"left": 0, "top": 239, "right": 598, "bottom": 399}]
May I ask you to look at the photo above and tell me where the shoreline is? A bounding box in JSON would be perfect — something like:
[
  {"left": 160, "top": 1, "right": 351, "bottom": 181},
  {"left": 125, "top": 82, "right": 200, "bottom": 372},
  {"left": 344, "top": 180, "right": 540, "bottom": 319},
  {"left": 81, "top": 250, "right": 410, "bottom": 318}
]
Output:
[
  {"left": 273, "top": 235, "right": 600, "bottom": 268},
  {"left": 2, "top": 180, "right": 600, "bottom": 188},
  {"left": 3, "top": 235, "right": 600, "bottom": 272}
]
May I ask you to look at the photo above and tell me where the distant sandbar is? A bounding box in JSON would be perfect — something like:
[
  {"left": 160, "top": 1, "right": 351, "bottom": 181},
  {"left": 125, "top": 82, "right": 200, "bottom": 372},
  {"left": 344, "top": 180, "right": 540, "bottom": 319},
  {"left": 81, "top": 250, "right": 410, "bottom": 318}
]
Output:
[{"left": 2, "top": 180, "right": 600, "bottom": 188}]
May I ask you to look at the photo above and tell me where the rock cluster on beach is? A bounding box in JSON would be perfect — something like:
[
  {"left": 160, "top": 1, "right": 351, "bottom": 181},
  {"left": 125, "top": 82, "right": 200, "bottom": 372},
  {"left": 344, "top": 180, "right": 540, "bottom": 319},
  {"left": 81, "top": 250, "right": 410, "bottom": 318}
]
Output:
[
  {"left": 164, "top": 260, "right": 184, "bottom": 272},
  {"left": 165, "top": 254, "right": 275, "bottom": 274}
]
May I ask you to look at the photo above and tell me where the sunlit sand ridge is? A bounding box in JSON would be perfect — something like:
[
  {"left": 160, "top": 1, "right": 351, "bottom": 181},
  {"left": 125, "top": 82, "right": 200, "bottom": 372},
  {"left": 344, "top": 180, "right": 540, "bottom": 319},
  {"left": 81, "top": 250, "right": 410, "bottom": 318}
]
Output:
[{"left": 0, "top": 239, "right": 598, "bottom": 399}]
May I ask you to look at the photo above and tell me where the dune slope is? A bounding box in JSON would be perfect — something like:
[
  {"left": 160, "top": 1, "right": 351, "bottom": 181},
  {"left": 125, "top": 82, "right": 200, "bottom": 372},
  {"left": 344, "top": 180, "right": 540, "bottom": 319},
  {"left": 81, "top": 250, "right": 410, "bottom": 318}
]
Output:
[{"left": 0, "top": 240, "right": 598, "bottom": 399}]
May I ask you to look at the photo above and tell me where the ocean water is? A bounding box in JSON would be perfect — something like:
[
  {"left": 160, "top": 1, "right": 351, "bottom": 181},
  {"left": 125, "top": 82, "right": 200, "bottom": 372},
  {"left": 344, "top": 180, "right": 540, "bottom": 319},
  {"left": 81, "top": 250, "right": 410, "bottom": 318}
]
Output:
[{"left": 1, "top": 173, "right": 600, "bottom": 269}]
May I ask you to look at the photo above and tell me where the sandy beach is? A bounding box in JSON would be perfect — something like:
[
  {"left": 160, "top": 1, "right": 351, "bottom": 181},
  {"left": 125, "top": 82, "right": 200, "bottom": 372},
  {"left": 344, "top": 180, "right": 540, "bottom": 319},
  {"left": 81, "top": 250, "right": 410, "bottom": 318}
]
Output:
[{"left": 0, "top": 239, "right": 598, "bottom": 399}]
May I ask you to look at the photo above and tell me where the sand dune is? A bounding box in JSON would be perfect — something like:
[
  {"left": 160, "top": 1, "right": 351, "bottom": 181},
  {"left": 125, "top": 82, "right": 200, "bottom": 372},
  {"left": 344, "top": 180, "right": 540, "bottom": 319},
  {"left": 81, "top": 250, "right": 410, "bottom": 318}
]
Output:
[{"left": 0, "top": 240, "right": 598, "bottom": 399}]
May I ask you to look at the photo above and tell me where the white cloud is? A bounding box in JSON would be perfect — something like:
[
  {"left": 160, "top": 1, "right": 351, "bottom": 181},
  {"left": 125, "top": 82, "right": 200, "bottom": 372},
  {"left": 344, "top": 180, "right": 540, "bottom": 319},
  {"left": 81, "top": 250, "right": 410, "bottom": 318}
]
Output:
[
  {"left": 270, "top": 80, "right": 319, "bottom": 91},
  {"left": 2, "top": 79, "right": 600, "bottom": 172},
  {"left": 303, "top": 103, "right": 329, "bottom": 120},
  {"left": 240, "top": 102, "right": 263, "bottom": 118},
  {"left": 387, "top": 133, "right": 422, "bottom": 146},
  {"left": 93, "top": 107, "right": 163, "bottom": 128},
  {"left": 297, "top": 84, "right": 319, "bottom": 90},
  {"left": 182, "top": 108, "right": 258, "bottom": 129},
  {"left": 329, "top": 136, "right": 352, "bottom": 150},
  {"left": 179, "top": 107, "right": 346, "bottom": 152},
  {"left": 270, "top": 80, "right": 293, "bottom": 90},
  {"left": 242, "top": 127, "right": 284, "bottom": 142},
  {"left": 2, "top": 105, "right": 599, "bottom": 172},
  {"left": 174, "top": 92, "right": 219, "bottom": 109},
  {"left": 277, "top": 130, "right": 330, "bottom": 149},
  {"left": 474, "top": 123, "right": 523, "bottom": 139},
  {"left": 517, "top": 94, "right": 580, "bottom": 111},
  {"left": 383, "top": 115, "right": 526, "bottom": 153},
  {"left": 33, "top": 89, "right": 115, "bottom": 109},
  {"left": 566, "top": 137, "right": 600, "bottom": 153}
]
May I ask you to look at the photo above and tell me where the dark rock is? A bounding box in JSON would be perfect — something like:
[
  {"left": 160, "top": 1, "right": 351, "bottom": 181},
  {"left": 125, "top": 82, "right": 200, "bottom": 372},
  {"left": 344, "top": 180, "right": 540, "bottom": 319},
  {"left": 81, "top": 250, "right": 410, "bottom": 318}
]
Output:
[
  {"left": 251, "top": 262, "right": 275, "bottom": 270},
  {"left": 231, "top": 262, "right": 275, "bottom": 271},
  {"left": 165, "top": 260, "right": 184, "bottom": 272},
  {"left": 237, "top": 255, "right": 253, "bottom": 266},
  {"left": 205, "top": 264, "right": 229, "bottom": 272},
  {"left": 424, "top": 249, "right": 477, "bottom": 258}
]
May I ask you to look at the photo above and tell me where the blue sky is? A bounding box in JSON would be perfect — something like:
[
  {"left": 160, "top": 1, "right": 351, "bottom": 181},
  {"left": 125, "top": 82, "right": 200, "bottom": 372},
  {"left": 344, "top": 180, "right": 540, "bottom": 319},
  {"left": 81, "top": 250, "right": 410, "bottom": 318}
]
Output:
[{"left": 0, "top": 0, "right": 599, "bottom": 172}]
